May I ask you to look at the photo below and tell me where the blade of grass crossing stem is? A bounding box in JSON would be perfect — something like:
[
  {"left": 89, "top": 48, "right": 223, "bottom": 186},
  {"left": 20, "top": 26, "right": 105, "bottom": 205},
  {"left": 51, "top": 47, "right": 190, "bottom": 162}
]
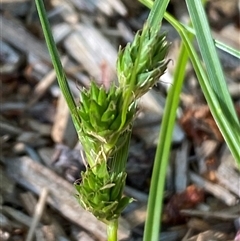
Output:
[
  {"left": 185, "top": 0, "right": 239, "bottom": 125},
  {"left": 142, "top": 0, "right": 240, "bottom": 62},
  {"left": 35, "top": 0, "right": 80, "bottom": 131},
  {"left": 182, "top": 25, "right": 240, "bottom": 59},
  {"left": 140, "top": 0, "right": 240, "bottom": 59},
  {"left": 215, "top": 41, "right": 240, "bottom": 59}
]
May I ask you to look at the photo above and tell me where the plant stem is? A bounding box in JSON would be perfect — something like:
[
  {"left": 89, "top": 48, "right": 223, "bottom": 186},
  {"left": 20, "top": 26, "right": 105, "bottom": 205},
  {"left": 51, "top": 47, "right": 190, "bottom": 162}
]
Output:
[
  {"left": 139, "top": 2, "right": 194, "bottom": 240},
  {"left": 35, "top": 0, "right": 81, "bottom": 131},
  {"left": 107, "top": 219, "right": 118, "bottom": 241},
  {"left": 143, "top": 41, "right": 191, "bottom": 241},
  {"left": 147, "top": 0, "right": 169, "bottom": 31}
]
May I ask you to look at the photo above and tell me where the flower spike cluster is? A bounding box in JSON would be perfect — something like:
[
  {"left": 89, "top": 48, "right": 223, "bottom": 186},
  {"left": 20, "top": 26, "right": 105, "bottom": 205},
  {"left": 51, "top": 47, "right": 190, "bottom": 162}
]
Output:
[
  {"left": 117, "top": 23, "right": 170, "bottom": 100},
  {"left": 74, "top": 23, "right": 170, "bottom": 223},
  {"left": 75, "top": 163, "right": 132, "bottom": 223},
  {"left": 77, "top": 82, "right": 135, "bottom": 169}
]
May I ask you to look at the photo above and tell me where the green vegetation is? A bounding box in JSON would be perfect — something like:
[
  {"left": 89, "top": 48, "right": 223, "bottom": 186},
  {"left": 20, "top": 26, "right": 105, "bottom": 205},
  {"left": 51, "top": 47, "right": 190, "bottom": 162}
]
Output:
[{"left": 35, "top": 0, "right": 239, "bottom": 240}]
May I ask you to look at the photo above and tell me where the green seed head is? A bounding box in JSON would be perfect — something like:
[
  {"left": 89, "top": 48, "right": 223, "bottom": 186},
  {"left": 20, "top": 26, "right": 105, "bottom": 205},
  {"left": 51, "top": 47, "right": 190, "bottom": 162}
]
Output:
[
  {"left": 74, "top": 162, "right": 133, "bottom": 223},
  {"left": 117, "top": 23, "right": 170, "bottom": 100},
  {"left": 77, "top": 82, "right": 135, "bottom": 168}
]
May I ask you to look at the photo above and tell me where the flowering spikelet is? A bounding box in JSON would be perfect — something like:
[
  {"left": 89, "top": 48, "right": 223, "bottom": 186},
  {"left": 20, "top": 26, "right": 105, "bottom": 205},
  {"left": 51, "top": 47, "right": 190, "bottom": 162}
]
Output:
[
  {"left": 75, "top": 162, "right": 133, "bottom": 223},
  {"left": 76, "top": 82, "right": 135, "bottom": 168},
  {"left": 117, "top": 23, "right": 170, "bottom": 101}
]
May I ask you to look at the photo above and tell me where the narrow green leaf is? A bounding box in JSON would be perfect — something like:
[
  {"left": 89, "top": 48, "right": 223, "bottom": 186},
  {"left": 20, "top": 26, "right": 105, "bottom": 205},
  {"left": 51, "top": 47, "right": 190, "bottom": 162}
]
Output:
[
  {"left": 140, "top": 0, "right": 240, "bottom": 170},
  {"left": 35, "top": 0, "right": 80, "bottom": 131},
  {"left": 166, "top": 14, "right": 240, "bottom": 162},
  {"left": 215, "top": 40, "right": 240, "bottom": 59},
  {"left": 147, "top": 0, "right": 170, "bottom": 31},
  {"left": 182, "top": 25, "right": 240, "bottom": 59},
  {"left": 185, "top": 0, "right": 238, "bottom": 125}
]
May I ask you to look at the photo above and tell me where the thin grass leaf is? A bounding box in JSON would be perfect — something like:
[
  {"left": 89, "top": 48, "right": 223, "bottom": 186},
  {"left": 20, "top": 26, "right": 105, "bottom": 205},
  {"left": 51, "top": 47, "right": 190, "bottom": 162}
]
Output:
[
  {"left": 35, "top": 0, "right": 81, "bottom": 131},
  {"left": 185, "top": 0, "right": 240, "bottom": 163},
  {"left": 147, "top": 0, "right": 170, "bottom": 31},
  {"left": 143, "top": 43, "right": 191, "bottom": 241},
  {"left": 140, "top": 0, "right": 240, "bottom": 167},
  {"left": 214, "top": 41, "right": 240, "bottom": 59},
  {"left": 164, "top": 11, "right": 240, "bottom": 162},
  {"left": 182, "top": 24, "right": 240, "bottom": 59},
  {"left": 140, "top": 1, "right": 240, "bottom": 240},
  {"left": 185, "top": 0, "right": 239, "bottom": 125},
  {"left": 142, "top": 16, "right": 193, "bottom": 241}
]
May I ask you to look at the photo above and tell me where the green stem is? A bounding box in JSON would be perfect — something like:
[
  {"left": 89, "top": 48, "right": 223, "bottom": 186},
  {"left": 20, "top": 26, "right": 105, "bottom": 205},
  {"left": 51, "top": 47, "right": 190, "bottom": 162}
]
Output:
[
  {"left": 107, "top": 219, "right": 118, "bottom": 241},
  {"left": 110, "top": 129, "right": 132, "bottom": 174},
  {"left": 140, "top": 1, "right": 194, "bottom": 240},
  {"left": 147, "top": 0, "right": 170, "bottom": 31},
  {"left": 143, "top": 39, "right": 192, "bottom": 241},
  {"left": 35, "top": 0, "right": 81, "bottom": 131}
]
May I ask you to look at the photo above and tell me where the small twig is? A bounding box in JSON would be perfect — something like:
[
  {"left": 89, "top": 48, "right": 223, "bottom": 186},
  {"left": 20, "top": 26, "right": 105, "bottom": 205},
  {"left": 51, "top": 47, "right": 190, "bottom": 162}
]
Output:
[
  {"left": 26, "top": 188, "right": 49, "bottom": 241},
  {"left": 2, "top": 206, "right": 33, "bottom": 227},
  {"left": 189, "top": 171, "right": 237, "bottom": 206},
  {"left": 180, "top": 209, "right": 240, "bottom": 220},
  {"left": 181, "top": 228, "right": 194, "bottom": 241}
]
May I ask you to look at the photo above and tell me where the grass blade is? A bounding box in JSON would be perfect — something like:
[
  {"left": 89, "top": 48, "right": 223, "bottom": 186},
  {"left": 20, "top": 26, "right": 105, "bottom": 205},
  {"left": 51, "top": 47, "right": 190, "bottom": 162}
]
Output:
[
  {"left": 142, "top": 0, "right": 191, "bottom": 240},
  {"left": 215, "top": 40, "right": 240, "bottom": 59},
  {"left": 182, "top": 24, "right": 240, "bottom": 59},
  {"left": 140, "top": 0, "right": 240, "bottom": 168},
  {"left": 35, "top": 0, "right": 80, "bottom": 131},
  {"left": 143, "top": 42, "right": 191, "bottom": 241},
  {"left": 140, "top": 1, "right": 240, "bottom": 240},
  {"left": 185, "top": 0, "right": 239, "bottom": 125},
  {"left": 164, "top": 10, "right": 240, "bottom": 162},
  {"left": 147, "top": 0, "right": 170, "bottom": 30}
]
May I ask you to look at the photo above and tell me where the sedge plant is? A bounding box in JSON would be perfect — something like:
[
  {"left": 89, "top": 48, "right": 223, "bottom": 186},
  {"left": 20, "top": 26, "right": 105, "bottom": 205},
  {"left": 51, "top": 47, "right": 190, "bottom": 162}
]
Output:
[
  {"left": 35, "top": 0, "right": 170, "bottom": 240},
  {"left": 36, "top": 0, "right": 240, "bottom": 240}
]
